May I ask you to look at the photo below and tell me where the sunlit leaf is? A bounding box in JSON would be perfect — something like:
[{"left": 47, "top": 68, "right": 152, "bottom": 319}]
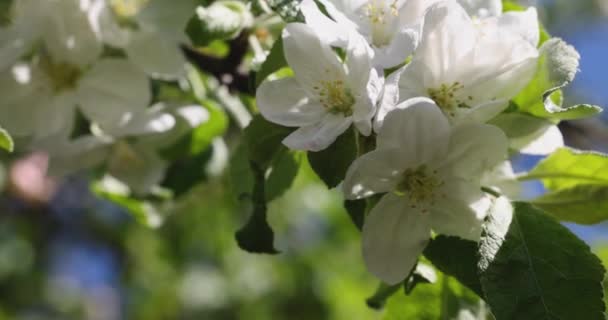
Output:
[
  {"left": 478, "top": 202, "right": 606, "bottom": 320},
  {"left": 531, "top": 185, "right": 608, "bottom": 225},
  {"left": 513, "top": 38, "right": 602, "bottom": 120},
  {"left": 523, "top": 147, "right": 608, "bottom": 190},
  {"left": 0, "top": 127, "right": 13, "bottom": 153}
]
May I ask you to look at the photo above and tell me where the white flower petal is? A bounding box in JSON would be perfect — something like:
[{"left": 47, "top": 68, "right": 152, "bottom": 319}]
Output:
[
  {"left": 414, "top": 1, "right": 477, "bottom": 87},
  {"left": 343, "top": 148, "right": 404, "bottom": 199},
  {"left": 464, "top": 99, "right": 509, "bottom": 124},
  {"left": 362, "top": 193, "right": 431, "bottom": 285},
  {"left": 352, "top": 68, "right": 382, "bottom": 134},
  {"left": 257, "top": 77, "right": 326, "bottom": 127},
  {"left": 300, "top": 0, "right": 349, "bottom": 46},
  {"left": 372, "top": 28, "right": 417, "bottom": 69},
  {"left": 77, "top": 59, "right": 150, "bottom": 127},
  {"left": 481, "top": 161, "right": 522, "bottom": 199},
  {"left": 175, "top": 105, "right": 210, "bottom": 128},
  {"left": 125, "top": 30, "right": 186, "bottom": 79},
  {"left": 0, "top": 67, "right": 47, "bottom": 137},
  {"left": 0, "top": 26, "right": 32, "bottom": 71},
  {"left": 101, "top": 104, "right": 177, "bottom": 137},
  {"left": 513, "top": 124, "right": 564, "bottom": 156},
  {"left": 42, "top": 135, "right": 111, "bottom": 177},
  {"left": 374, "top": 66, "right": 404, "bottom": 131},
  {"left": 396, "top": 59, "right": 429, "bottom": 102},
  {"left": 107, "top": 141, "right": 167, "bottom": 195},
  {"left": 345, "top": 32, "right": 373, "bottom": 96},
  {"left": 460, "top": 32, "right": 538, "bottom": 107},
  {"left": 37, "top": 93, "right": 79, "bottom": 138},
  {"left": 377, "top": 98, "right": 450, "bottom": 165},
  {"left": 497, "top": 7, "right": 539, "bottom": 47},
  {"left": 136, "top": 0, "right": 198, "bottom": 35},
  {"left": 399, "top": 0, "right": 443, "bottom": 27},
  {"left": 87, "top": 0, "right": 132, "bottom": 48},
  {"left": 282, "top": 113, "right": 352, "bottom": 151},
  {"left": 282, "top": 23, "right": 345, "bottom": 95},
  {"left": 439, "top": 123, "right": 508, "bottom": 178},
  {"left": 430, "top": 177, "right": 490, "bottom": 240},
  {"left": 457, "top": 0, "right": 502, "bottom": 18},
  {"left": 44, "top": 0, "right": 102, "bottom": 66}
]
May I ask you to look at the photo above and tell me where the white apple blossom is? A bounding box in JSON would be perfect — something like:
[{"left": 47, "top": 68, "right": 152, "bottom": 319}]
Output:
[
  {"left": 0, "top": 58, "right": 150, "bottom": 140},
  {"left": 375, "top": 1, "right": 539, "bottom": 129},
  {"left": 481, "top": 161, "right": 521, "bottom": 199},
  {"left": 37, "top": 103, "right": 209, "bottom": 194},
  {"left": 88, "top": 0, "right": 197, "bottom": 79},
  {"left": 342, "top": 98, "right": 508, "bottom": 284},
  {"left": 300, "top": 0, "right": 419, "bottom": 68},
  {"left": 256, "top": 23, "right": 382, "bottom": 152},
  {"left": 1, "top": 0, "right": 103, "bottom": 68}
]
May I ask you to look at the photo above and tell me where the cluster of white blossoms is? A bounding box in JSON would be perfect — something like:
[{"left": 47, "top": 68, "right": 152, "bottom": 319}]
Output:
[
  {"left": 256, "top": 0, "right": 563, "bottom": 284},
  {"left": 0, "top": 0, "right": 209, "bottom": 194}
]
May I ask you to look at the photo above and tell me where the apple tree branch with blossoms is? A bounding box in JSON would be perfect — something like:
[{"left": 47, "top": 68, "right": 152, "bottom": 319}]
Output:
[{"left": 0, "top": 0, "right": 606, "bottom": 318}]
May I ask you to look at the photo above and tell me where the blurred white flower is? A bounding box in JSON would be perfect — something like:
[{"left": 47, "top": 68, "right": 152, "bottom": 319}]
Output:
[
  {"left": 256, "top": 23, "right": 382, "bottom": 151},
  {"left": 342, "top": 98, "right": 507, "bottom": 284},
  {"left": 36, "top": 103, "right": 209, "bottom": 194},
  {"left": 0, "top": 58, "right": 150, "bottom": 140},
  {"left": 0, "top": 0, "right": 103, "bottom": 69},
  {"left": 88, "top": 0, "right": 197, "bottom": 79}
]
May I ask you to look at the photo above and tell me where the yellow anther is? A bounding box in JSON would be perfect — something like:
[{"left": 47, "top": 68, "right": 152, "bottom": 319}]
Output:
[
  {"left": 40, "top": 57, "right": 81, "bottom": 93},
  {"left": 395, "top": 165, "right": 443, "bottom": 205},
  {"left": 315, "top": 79, "right": 355, "bottom": 116},
  {"left": 428, "top": 82, "right": 472, "bottom": 116}
]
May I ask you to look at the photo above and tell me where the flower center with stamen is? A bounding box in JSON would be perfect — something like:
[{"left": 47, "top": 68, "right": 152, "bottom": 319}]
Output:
[
  {"left": 110, "top": 0, "right": 149, "bottom": 28},
  {"left": 40, "top": 57, "right": 82, "bottom": 93},
  {"left": 395, "top": 165, "right": 443, "bottom": 205},
  {"left": 427, "top": 82, "right": 473, "bottom": 117},
  {"left": 314, "top": 79, "right": 355, "bottom": 116},
  {"left": 365, "top": 0, "right": 399, "bottom": 47}
]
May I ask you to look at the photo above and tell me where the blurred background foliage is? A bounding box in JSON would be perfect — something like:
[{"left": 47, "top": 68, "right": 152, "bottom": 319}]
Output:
[{"left": 0, "top": 0, "right": 607, "bottom": 319}]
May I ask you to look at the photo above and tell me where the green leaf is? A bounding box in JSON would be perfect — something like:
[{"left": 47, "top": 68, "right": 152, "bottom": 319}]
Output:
[
  {"left": 523, "top": 147, "right": 608, "bottom": 190},
  {"left": 478, "top": 202, "right": 606, "bottom": 320},
  {"left": 228, "top": 142, "right": 255, "bottom": 200},
  {"left": 265, "top": 149, "right": 301, "bottom": 202},
  {"left": 343, "top": 199, "right": 365, "bottom": 231},
  {"left": 233, "top": 116, "right": 293, "bottom": 254},
  {"left": 161, "top": 148, "right": 213, "bottom": 197},
  {"left": 235, "top": 162, "right": 279, "bottom": 254},
  {"left": 531, "top": 185, "right": 608, "bottom": 225},
  {"left": 92, "top": 182, "right": 162, "bottom": 228},
  {"left": 502, "top": 1, "right": 524, "bottom": 12},
  {"left": 0, "top": 127, "right": 13, "bottom": 152},
  {"left": 513, "top": 38, "right": 602, "bottom": 120},
  {"left": 424, "top": 236, "right": 483, "bottom": 297},
  {"left": 367, "top": 263, "right": 436, "bottom": 310},
  {"left": 255, "top": 37, "right": 288, "bottom": 88},
  {"left": 244, "top": 115, "right": 293, "bottom": 168},
  {"left": 308, "top": 128, "right": 357, "bottom": 188},
  {"left": 383, "top": 274, "right": 485, "bottom": 320}
]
